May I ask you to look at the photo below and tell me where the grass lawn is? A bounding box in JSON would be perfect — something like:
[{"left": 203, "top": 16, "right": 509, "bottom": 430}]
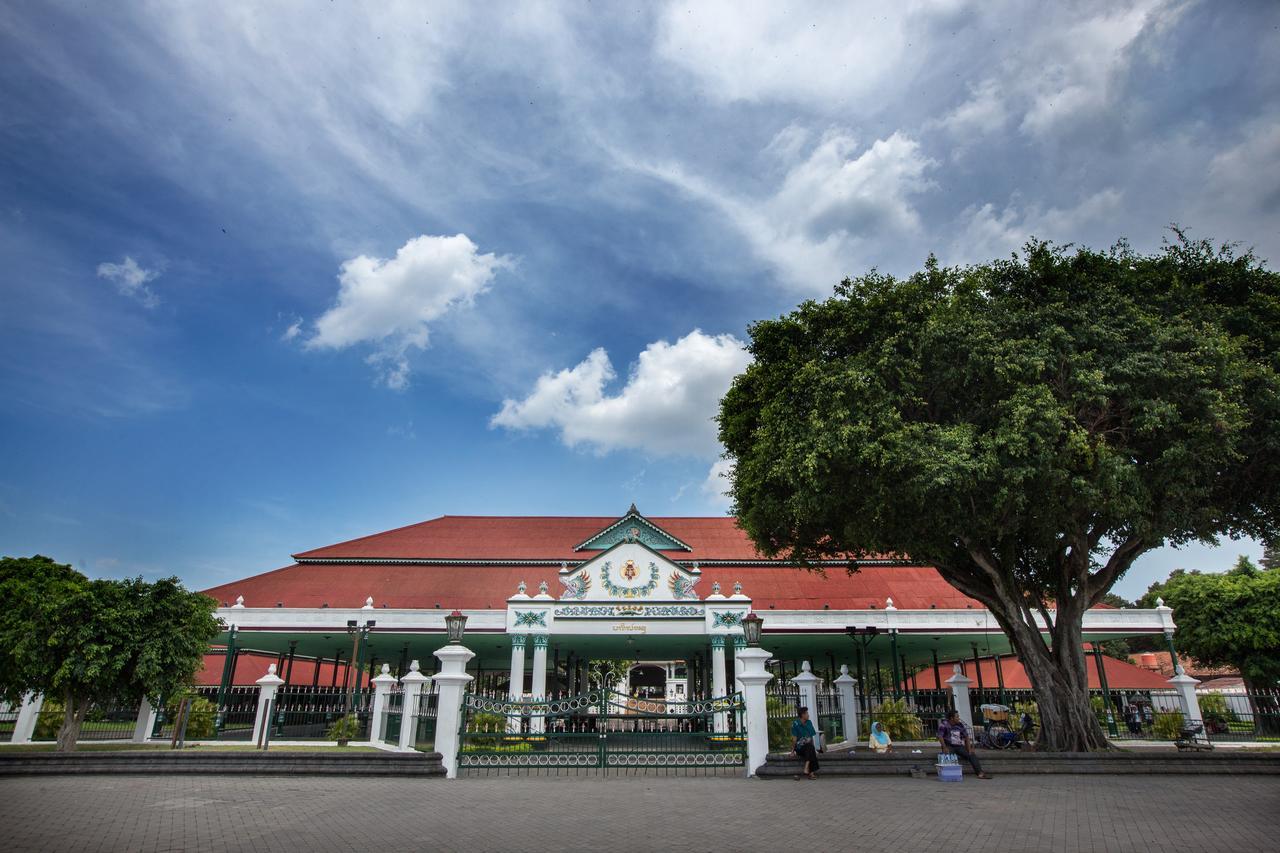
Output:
[{"left": 0, "top": 743, "right": 381, "bottom": 753}]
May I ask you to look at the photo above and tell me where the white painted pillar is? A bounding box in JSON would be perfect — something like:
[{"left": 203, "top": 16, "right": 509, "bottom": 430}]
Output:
[
  {"left": 790, "top": 660, "right": 823, "bottom": 750},
  {"left": 399, "top": 660, "right": 431, "bottom": 751},
  {"left": 132, "top": 697, "right": 158, "bottom": 743},
  {"left": 251, "top": 664, "right": 284, "bottom": 746},
  {"left": 736, "top": 645, "right": 774, "bottom": 777},
  {"left": 945, "top": 663, "right": 974, "bottom": 728},
  {"left": 732, "top": 635, "right": 746, "bottom": 733},
  {"left": 834, "top": 665, "right": 859, "bottom": 746},
  {"left": 710, "top": 635, "right": 728, "bottom": 733},
  {"left": 1168, "top": 665, "right": 1207, "bottom": 743},
  {"left": 370, "top": 664, "right": 398, "bottom": 744},
  {"left": 530, "top": 635, "right": 549, "bottom": 734},
  {"left": 507, "top": 634, "right": 527, "bottom": 734},
  {"left": 433, "top": 644, "right": 476, "bottom": 779},
  {"left": 12, "top": 693, "right": 44, "bottom": 744}
]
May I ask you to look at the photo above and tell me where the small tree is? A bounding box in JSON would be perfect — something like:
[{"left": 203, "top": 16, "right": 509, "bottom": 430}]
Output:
[
  {"left": 0, "top": 555, "right": 221, "bottom": 751},
  {"left": 1140, "top": 557, "right": 1280, "bottom": 734}
]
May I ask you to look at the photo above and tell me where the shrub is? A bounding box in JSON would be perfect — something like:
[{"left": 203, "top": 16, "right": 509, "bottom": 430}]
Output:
[
  {"left": 863, "top": 698, "right": 923, "bottom": 740},
  {"left": 1198, "top": 692, "right": 1234, "bottom": 726},
  {"left": 327, "top": 713, "right": 361, "bottom": 743},
  {"left": 1014, "top": 701, "right": 1040, "bottom": 732},
  {"left": 467, "top": 711, "right": 510, "bottom": 747},
  {"left": 33, "top": 700, "right": 65, "bottom": 740},
  {"left": 166, "top": 691, "right": 216, "bottom": 739},
  {"left": 766, "top": 697, "right": 795, "bottom": 751},
  {"left": 1153, "top": 711, "right": 1185, "bottom": 740}
]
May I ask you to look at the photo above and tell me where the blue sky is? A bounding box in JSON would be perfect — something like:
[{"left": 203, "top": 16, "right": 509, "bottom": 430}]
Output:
[{"left": 1, "top": 1, "right": 1276, "bottom": 600}]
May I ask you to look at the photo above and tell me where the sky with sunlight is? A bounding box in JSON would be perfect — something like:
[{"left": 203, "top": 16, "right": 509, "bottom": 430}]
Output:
[{"left": 2, "top": 1, "right": 1277, "bottom": 599}]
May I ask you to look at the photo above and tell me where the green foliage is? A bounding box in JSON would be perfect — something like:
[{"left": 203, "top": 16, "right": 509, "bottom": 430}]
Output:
[
  {"left": 33, "top": 701, "right": 64, "bottom": 740},
  {"left": 718, "top": 235, "right": 1280, "bottom": 750},
  {"left": 466, "top": 711, "right": 509, "bottom": 747},
  {"left": 166, "top": 691, "right": 216, "bottom": 739},
  {"left": 1261, "top": 542, "right": 1279, "bottom": 572},
  {"left": 1014, "top": 701, "right": 1040, "bottom": 731},
  {"left": 1197, "top": 692, "right": 1234, "bottom": 726},
  {"left": 468, "top": 742, "right": 534, "bottom": 754},
  {"left": 326, "top": 713, "right": 361, "bottom": 742},
  {"left": 1139, "top": 558, "right": 1280, "bottom": 689},
  {"left": 863, "top": 698, "right": 923, "bottom": 740},
  {"left": 1153, "top": 711, "right": 1185, "bottom": 740},
  {"left": 0, "top": 555, "right": 222, "bottom": 750},
  {"left": 766, "top": 697, "right": 794, "bottom": 751}
]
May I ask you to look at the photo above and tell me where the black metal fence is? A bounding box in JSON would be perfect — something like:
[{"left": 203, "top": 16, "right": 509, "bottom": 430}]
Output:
[{"left": 30, "top": 703, "right": 139, "bottom": 742}]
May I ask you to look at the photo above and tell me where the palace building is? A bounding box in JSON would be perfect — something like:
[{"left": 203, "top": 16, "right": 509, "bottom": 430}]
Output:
[{"left": 200, "top": 505, "right": 1176, "bottom": 704}]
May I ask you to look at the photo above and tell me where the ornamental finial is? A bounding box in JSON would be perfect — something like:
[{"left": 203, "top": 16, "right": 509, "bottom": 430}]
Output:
[
  {"left": 733, "top": 581, "right": 743, "bottom": 595},
  {"left": 712, "top": 581, "right": 721, "bottom": 595},
  {"left": 1156, "top": 596, "right": 1165, "bottom": 608},
  {"left": 233, "top": 595, "right": 245, "bottom": 608},
  {"left": 517, "top": 580, "right": 527, "bottom": 594},
  {"left": 539, "top": 581, "right": 549, "bottom": 595}
]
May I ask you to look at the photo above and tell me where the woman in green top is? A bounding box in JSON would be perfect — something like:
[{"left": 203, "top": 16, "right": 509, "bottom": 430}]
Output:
[{"left": 792, "top": 706, "right": 819, "bottom": 780}]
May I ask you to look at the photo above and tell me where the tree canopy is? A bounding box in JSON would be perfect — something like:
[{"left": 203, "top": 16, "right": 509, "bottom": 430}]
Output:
[
  {"left": 1140, "top": 556, "right": 1280, "bottom": 691},
  {"left": 718, "top": 235, "right": 1280, "bottom": 750},
  {"left": 0, "top": 555, "right": 221, "bottom": 750}
]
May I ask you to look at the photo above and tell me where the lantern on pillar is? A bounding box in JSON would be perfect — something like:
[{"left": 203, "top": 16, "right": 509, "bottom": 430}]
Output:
[
  {"left": 445, "top": 610, "right": 467, "bottom": 644},
  {"left": 741, "top": 611, "right": 763, "bottom": 647}
]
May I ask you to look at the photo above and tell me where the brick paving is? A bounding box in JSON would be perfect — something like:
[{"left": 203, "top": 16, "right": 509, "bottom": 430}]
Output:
[{"left": 1, "top": 773, "right": 1277, "bottom": 852}]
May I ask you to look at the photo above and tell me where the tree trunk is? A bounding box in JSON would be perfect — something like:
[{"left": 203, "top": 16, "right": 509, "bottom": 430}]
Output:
[{"left": 56, "top": 695, "right": 92, "bottom": 752}]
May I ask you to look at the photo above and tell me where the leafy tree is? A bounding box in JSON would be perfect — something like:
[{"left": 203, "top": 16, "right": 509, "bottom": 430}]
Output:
[
  {"left": 1140, "top": 558, "right": 1280, "bottom": 732},
  {"left": 0, "top": 555, "right": 221, "bottom": 750},
  {"left": 1261, "top": 541, "right": 1279, "bottom": 572},
  {"left": 719, "top": 235, "right": 1280, "bottom": 751}
]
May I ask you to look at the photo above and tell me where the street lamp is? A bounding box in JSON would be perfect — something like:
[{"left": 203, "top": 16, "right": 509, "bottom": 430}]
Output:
[
  {"left": 741, "top": 612, "right": 763, "bottom": 647},
  {"left": 344, "top": 619, "right": 376, "bottom": 713},
  {"left": 445, "top": 609, "right": 467, "bottom": 644}
]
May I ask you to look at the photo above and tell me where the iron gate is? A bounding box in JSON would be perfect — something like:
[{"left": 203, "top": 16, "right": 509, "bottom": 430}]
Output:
[{"left": 457, "top": 689, "right": 745, "bottom": 774}]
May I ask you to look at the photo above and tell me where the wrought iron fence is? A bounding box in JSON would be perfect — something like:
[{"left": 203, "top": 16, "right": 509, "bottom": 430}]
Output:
[
  {"left": 0, "top": 702, "right": 17, "bottom": 742},
  {"left": 30, "top": 702, "right": 139, "bottom": 742}
]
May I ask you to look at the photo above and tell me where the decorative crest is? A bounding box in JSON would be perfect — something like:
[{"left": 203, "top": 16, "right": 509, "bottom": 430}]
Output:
[
  {"left": 517, "top": 580, "right": 527, "bottom": 595},
  {"left": 538, "top": 581, "right": 549, "bottom": 596}
]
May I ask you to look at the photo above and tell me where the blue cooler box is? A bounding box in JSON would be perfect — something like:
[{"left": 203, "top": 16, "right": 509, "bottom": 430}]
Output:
[{"left": 936, "top": 763, "right": 963, "bottom": 782}]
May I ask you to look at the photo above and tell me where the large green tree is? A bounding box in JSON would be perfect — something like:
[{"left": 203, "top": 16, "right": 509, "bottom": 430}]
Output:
[
  {"left": 0, "top": 555, "right": 221, "bottom": 750},
  {"left": 719, "top": 235, "right": 1280, "bottom": 751},
  {"left": 1140, "top": 557, "right": 1280, "bottom": 731}
]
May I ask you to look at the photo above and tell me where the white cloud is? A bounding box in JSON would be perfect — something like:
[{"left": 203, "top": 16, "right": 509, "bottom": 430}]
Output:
[
  {"left": 623, "top": 130, "right": 936, "bottom": 292},
  {"left": 950, "top": 189, "right": 1125, "bottom": 263},
  {"left": 96, "top": 256, "right": 160, "bottom": 307},
  {"left": 1207, "top": 121, "right": 1280, "bottom": 216},
  {"left": 935, "top": 79, "right": 1009, "bottom": 144},
  {"left": 654, "top": 1, "right": 957, "bottom": 108},
  {"left": 701, "top": 458, "right": 734, "bottom": 508},
  {"left": 305, "top": 233, "right": 510, "bottom": 390},
  {"left": 280, "top": 317, "right": 302, "bottom": 342},
  {"left": 491, "top": 329, "right": 751, "bottom": 457}
]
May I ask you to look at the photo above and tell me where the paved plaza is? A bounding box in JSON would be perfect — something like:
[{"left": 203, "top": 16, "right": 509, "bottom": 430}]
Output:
[{"left": 1, "top": 774, "right": 1278, "bottom": 853}]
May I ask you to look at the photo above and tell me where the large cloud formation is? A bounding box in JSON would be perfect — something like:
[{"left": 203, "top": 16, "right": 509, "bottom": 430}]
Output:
[
  {"left": 306, "top": 234, "right": 509, "bottom": 389},
  {"left": 491, "top": 329, "right": 750, "bottom": 458}
]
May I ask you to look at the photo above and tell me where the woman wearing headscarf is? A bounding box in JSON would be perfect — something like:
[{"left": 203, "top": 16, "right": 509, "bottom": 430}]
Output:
[{"left": 869, "top": 720, "right": 893, "bottom": 753}]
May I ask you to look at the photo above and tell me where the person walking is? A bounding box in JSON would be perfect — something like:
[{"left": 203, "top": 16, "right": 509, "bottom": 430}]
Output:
[
  {"left": 938, "top": 709, "right": 991, "bottom": 779},
  {"left": 792, "top": 706, "right": 820, "bottom": 780}
]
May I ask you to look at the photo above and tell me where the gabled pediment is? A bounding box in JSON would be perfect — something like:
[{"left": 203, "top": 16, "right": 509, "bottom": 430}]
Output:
[
  {"left": 559, "top": 540, "right": 701, "bottom": 602},
  {"left": 574, "top": 504, "right": 692, "bottom": 552}
]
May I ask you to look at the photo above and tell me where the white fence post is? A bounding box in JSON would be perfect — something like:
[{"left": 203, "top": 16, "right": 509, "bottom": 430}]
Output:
[
  {"left": 251, "top": 664, "right": 284, "bottom": 746},
  {"left": 736, "top": 645, "right": 774, "bottom": 777},
  {"left": 789, "top": 661, "right": 823, "bottom": 750},
  {"left": 398, "top": 661, "right": 431, "bottom": 752},
  {"left": 1168, "top": 666, "right": 1207, "bottom": 744},
  {"left": 945, "top": 664, "right": 974, "bottom": 728},
  {"left": 432, "top": 644, "right": 475, "bottom": 778},
  {"left": 132, "top": 697, "right": 158, "bottom": 743},
  {"left": 370, "top": 664, "right": 398, "bottom": 744},
  {"left": 12, "top": 693, "right": 44, "bottom": 744},
  {"left": 834, "top": 665, "right": 859, "bottom": 746}
]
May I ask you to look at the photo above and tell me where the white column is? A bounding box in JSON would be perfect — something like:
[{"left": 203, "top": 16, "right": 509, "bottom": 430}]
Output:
[
  {"left": 710, "top": 635, "right": 728, "bottom": 733},
  {"left": 11, "top": 693, "right": 44, "bottom": 744},
  {"left": 399, "top": 660, "right": 431, "bottom": 751},
  {"left": 251, "top": 664, "right": 284, "bottom": 746},
  {"left": 834, "top": 665, "right": 859, "bottom": 747},
  {"left": 736, "top": 645, "right": 774, "bottom": 777},
  {"left": 530, "top": 635, "right": 549, "bottom": 734},
  {"left": 132, "top": 697, "right": 158, "bottom": 744},
  {"left": 507, "top": 635, "right": 526, "bottom": 733},
  {"left": 370, "top": 664, "right": 398, "bottom": 744},
  {"left": 945, "top": 663, "right": 974, "bottom": 728},
  {"left": 732, "top": 636, "right": 747, "bottom": 734},
  {"left": 790, "top": 660, "right": 823, "bottom": 750},
  {"left": 1168, "top": 665, "right": 1207, "bottom": 743},
  {"left": 433, "top": 644, "right": 476, "bottom": 779}
]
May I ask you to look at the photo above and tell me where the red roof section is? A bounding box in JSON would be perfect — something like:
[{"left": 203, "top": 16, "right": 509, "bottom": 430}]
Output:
[
  {"left": 202, "top": 562, "right": 977, "bottom": 611},
  {"left": 293, "top": 515, "right": 775, "bottom": 561},
  {"left": 934, "top": 654, "right": 1173, "bottom": 690}
]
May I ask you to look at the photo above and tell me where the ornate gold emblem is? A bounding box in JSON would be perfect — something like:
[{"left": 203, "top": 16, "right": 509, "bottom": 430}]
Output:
[{"left": 622, "top": 559, "right": 638, "bottom": 580}]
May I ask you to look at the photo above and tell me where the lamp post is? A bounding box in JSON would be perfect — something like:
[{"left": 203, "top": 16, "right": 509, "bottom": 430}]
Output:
[
  {"left": 345, "top": 618, "right": 376, "bottom": 713},
  {"left": 741, "top": 612, "right": 763, "bottom": 647},
  {"left": 445, "top": 610, "right": 468, "bottom": 644}
]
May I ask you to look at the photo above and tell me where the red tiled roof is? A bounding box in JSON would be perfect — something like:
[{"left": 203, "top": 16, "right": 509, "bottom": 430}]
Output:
[
  {"left": 932, "top": 654, "right": 1174, "bottom": 690},
  {"left": 202, "top": 562, "right": 978, "bottom": 611},
  {"left": 293, "top": 515, "right": 779, "bottom": 561}
]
